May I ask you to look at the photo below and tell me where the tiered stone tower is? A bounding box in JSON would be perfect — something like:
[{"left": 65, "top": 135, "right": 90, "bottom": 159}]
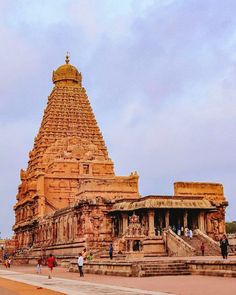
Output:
[{"left": 13, "top": 56, "right": 139, "bottom": 253}]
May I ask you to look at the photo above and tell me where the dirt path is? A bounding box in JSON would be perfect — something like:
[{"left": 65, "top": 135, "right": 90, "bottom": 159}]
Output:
[{"left": 0, "top": 277, "right": 65, "bottom": 295}]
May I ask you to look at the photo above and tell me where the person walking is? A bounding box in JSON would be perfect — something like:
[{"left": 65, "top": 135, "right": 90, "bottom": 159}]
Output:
[
  {"left": 4, "top": 259, "right": 8, "bottom": 268},
  {"left": 47, "top": 254, "right": 55, "bottom": 279},
  {"left": 77, "top": 253, "right": 84, "bottom": 277},
  {"left": 7, "top": 257, "right": 12, "bottom": 268},
  {"left": 220, "top": 234, "right": 229, "bottom": 259},
  {"left": 184, "top": 227, "right": 188, "bottom": 237},
  {"left": 36, "top": 257, "right": 43, "bottom": 274},
  {"left": 109, "top": 243, "right": 113, "bottom": 260}
]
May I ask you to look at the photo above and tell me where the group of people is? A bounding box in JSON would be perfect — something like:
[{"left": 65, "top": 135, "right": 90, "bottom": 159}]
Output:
[
  {"left": 35, "top": 248, "right": 94, "bottom": 279},
  {"left": 172, "top": 225, "right": 193, "bottom": 239},
  {"left": 3, "top": 235, "right": 231, "bottom": 280},
  {"left": 77, "top": 248, "right": 94, "bottom": 277},
  {"left": 4, "top": 253, "right": 11, "bottom": 268},
  {"left": 35, "top": 254, "right": 57, "bottom": 279}
]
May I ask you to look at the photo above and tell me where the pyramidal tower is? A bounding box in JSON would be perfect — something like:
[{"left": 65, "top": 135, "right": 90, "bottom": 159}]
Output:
[{"left": 13, "top": 56, "right": 139, "bottom": 252}]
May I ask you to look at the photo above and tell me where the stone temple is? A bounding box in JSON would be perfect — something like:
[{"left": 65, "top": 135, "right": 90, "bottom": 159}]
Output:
[{"left": 13, "top": 56, "right": 228, "bottom": 260}]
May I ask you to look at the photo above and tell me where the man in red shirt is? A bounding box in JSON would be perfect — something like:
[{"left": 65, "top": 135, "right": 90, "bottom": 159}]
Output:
[{"left": 47, "top": 254, "right": 55, "bottom": 279}]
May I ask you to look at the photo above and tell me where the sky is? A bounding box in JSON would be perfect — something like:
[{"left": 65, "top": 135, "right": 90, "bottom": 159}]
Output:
[{"left": 0, "top": 0, "right": 236, "bottom": 238}]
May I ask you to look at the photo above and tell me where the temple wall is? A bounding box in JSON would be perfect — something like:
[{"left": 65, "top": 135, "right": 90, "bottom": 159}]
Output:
[{"left": 174, "top": 182, "right": 224, "bottom": 196}]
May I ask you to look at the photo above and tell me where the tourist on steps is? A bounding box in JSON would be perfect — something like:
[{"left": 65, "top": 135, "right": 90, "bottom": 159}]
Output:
[
  {"left": 189, "top": 229, "right": 193, "bottom": 239},
  {"left": 220, "top": 234, "right": 229, "bottom": 259},
  {"left": 109, "top": 243, "right": 113, "bottom": 260},
  {"left": 184, "top": 227, "right": 188, "bottom": 237},
  {"left": 77, "top": 253, "right": 84, "bottom": 277}
]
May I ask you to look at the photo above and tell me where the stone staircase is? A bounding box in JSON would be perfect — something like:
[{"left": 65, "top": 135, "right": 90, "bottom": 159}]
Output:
[
  {"left": 181, "top": 234, "right": 220, "bottom": 256},
  {"left": 140, "top": 260, "right": 191, "bottom": 276}
]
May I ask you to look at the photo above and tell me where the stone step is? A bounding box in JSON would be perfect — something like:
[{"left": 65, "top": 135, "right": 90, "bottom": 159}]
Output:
[
  {"left": 141, "top": 262, "right": 187, "bottom": 267},
  {"left": 141, "top": 263, "right": 187, "bottom": 267},
  {"left": 141, "top": 266, "right": 188, "bottom": 270},
  {"left": 144, "top": 253, "right": 168, "bottom": 257},
  {"left": 192, "top": 269, "right": 236, "bottom": 278},
  {"left": 144, "top": 271, "right": 191, "bottom": 276},
  {"left": 85, "top": 269, "right": 131, "bottom": 277}
]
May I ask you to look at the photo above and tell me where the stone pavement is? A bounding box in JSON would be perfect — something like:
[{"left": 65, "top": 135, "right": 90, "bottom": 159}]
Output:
[
  {"left": 1, "top": 261, "right": 236, "bottom": 295},
  {"left": 0, "top": 269, "right": 171, "bottom": 295}
]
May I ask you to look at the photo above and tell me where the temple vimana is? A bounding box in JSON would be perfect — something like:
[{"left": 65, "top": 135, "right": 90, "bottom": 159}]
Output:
[{"left": 13, "top": 55, "right": 228, "bottom": 260}]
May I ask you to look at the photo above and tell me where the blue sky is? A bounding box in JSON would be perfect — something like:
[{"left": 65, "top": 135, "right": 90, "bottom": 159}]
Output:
[{"left": 0, "top": 0, "right": 236, "bottom": 237}]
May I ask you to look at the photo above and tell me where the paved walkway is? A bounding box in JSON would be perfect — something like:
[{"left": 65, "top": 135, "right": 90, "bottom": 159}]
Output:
[
  {"left": 1, "top": 260, "right": 236, "bottom": 295},
  {"left": 0, "top": 269, "right": 170, "bottom": 295}
]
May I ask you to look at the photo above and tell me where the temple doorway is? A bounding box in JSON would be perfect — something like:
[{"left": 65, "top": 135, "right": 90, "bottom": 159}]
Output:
[
  {"left": 169, "top": 209, "right": 184, "bottom": 233},
  {"left": 187, "top": 210, "right": 198, "bottom": 230},
  {"left": 154, "top": 209, "right": 165, "bottom": 235}
]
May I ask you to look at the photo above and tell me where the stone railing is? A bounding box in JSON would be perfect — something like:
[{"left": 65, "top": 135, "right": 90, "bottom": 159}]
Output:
[
  {"left": 194, "top": 229, "right": 218, "bottom": 245},
  {"left": 163, "top": 228, "right": 196, "bottom": 257},
  {"left": 194, "top": 229, "right": 220, "bottom": 254}
]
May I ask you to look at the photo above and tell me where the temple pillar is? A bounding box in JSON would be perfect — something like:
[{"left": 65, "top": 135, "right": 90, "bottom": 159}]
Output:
[
  {"left": 130, "top": 240, "right": 134, "bottom": 252},
  {"left": 198, "top": 211, "right": 205, "bottom": 232},
  {"left": 183, "top": 210, "right": 188, "bottom": 228},
  {"left": 122, "top": 213, "right": 128, "bottom": 235},
  {"left": 160, "top": 211, "right": 163, "bottom": 229},
  {"left": 148, "top": 209, "right": 155, "bottom": 237},
  {"left": 60, "top": 218, "right": 64, "bottom": 241},
  {"left": 165, "top": 209, "right": 170, "bottom": 228}
]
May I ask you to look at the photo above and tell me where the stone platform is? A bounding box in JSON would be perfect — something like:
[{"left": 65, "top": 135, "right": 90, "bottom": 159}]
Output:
[
  {"left": 187, "top": 259, "right": 236, "bottom": 277},
  {"left": 69, "top": 257, "right": 236, "bottom": 277}
]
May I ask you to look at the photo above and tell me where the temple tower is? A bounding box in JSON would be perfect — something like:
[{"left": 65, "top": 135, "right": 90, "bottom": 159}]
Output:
[{"left": 13, "top": 56, "right": 139, "bottom": 250}]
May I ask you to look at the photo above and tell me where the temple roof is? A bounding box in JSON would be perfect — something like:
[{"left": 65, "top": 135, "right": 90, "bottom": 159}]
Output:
[
  {"left": 110, "top": 196, "right": 216, "bottom": 212},
  {"left": 52, "top": 54, "right": 82, "bottom": 84}
]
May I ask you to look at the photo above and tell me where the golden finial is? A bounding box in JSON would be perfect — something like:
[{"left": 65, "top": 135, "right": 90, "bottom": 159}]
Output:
[{"left": 65, "top": 52, "right": 70, "bottom": 64}]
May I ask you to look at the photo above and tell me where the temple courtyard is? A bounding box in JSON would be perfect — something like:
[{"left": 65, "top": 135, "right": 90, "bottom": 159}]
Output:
[{"left": 1, "top": 257, "right": 236, "bottom": 295}]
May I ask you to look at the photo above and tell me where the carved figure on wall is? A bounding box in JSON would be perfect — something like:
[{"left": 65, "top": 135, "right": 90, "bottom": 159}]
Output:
[{"left": 212, "top": 219, "right": 219, "bottom": 235}]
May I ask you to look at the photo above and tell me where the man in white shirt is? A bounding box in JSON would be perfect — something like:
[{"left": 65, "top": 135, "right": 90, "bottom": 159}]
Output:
[{"left": 77, "top": 253, "right": 84, "bottom": 277}]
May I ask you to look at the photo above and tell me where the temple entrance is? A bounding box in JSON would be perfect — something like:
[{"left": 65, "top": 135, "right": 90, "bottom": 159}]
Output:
[
  {"left": 187, "top": 210, "right": 198, "bottom": 230},
  {"left": 169, "top": 209, "right": 184, "bottom": 233},
  {"left": 133, "top": 240, "right": 141, "bottom": 251},
  {"left": 154, "top": 209, "right": 165, "bottom": 235}
]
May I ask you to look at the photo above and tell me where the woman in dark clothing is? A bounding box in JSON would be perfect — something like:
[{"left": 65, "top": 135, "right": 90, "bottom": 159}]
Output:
[
  {"left": 220, "top": 234, "right": 229, "bottom": 259},
  {"left": 109, "top": 243, "right": 113, "bottom": 260}
]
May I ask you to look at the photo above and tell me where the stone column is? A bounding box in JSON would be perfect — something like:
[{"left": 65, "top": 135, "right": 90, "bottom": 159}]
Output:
[
  {"left": 183, "top": 210, "right": 188, "bottom": 228},
  {"left": 148, "top": 209, "right": 155, "bottom": 237},
  {"left": 118, "top": 216, "right": 123, "bottom": 236},
  {"left": 122, "top": 213, "right": 128, "bottom": 235},
  {"left": 130, "top": 240, "right": 134, "bottom": 252},
  {"left": 198, "top": 211, "right": 205, "bottom": 232},
  {"left": 160, "top": 211, "right": 163, "bottom": 229},
  {"left": 165, "top": 209, "right": 170, "bottom": 228}
]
